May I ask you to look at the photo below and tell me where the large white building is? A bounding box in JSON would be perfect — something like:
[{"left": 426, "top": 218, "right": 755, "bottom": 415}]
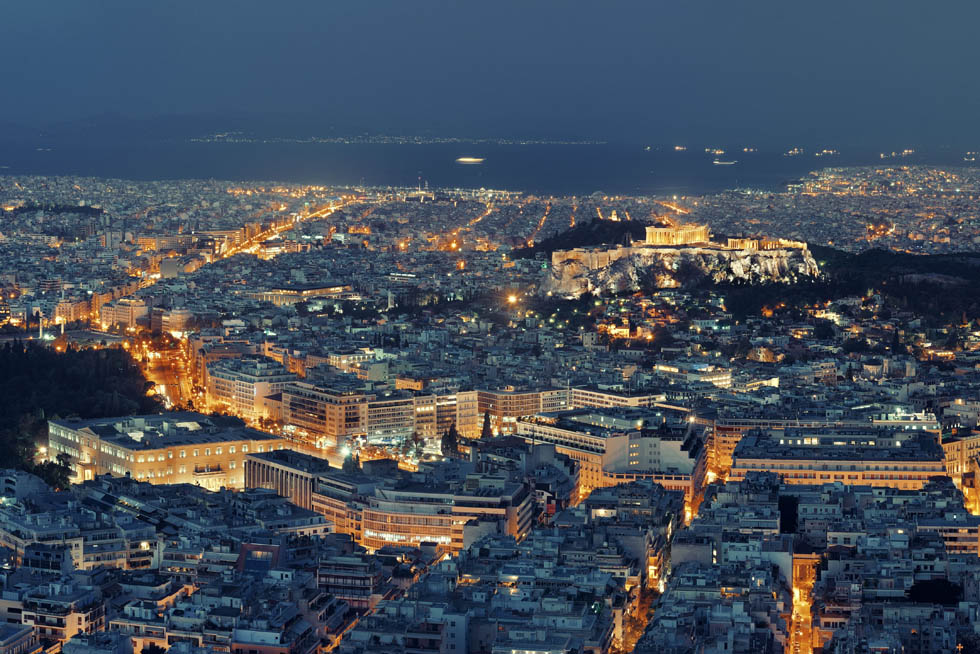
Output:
[
  {"left": 516, "top": 408, "right": 707, "bottom": 507},
  {"left": 729, "top": 428, "right": 947, "bottom": 490},
  {"left": 99, "top": 298, "right": 148, "bottom": 329},
  {"left": 206, "top": 357, "right": 297, "bottom": 421},
  {"left": 47, "top": 412, "right": 286, "bottom": 490}
]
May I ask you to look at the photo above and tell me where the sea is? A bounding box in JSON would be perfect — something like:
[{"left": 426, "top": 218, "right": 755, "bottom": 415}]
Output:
[{"left": 0, "top": 139, "right": 976, "bottom": 197}]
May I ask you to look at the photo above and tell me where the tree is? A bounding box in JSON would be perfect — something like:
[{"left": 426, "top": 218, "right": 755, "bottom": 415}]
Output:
[
  {"left": 778, "top": 495, "right": 799, "bottom": 533},
  {"left": 0, "top": 342, "right": 163, "bottom": 485},
  {"left": 891, "top": 329, "right": 905, "bottom": 354},
  {"left": 907, "top": 579, "right": 962, "bottom": 605},
  {"left": 481, "top": 410, "right": 493, "bottom": 439},
  {"left": 143, "top": 643, "right": 167, "bottom": 654},
  {"left": 842, "top": 337, "right": 870, "bottom": 354},
  {"left": 409, "top": 431, "right": 424, "bottom": 458},
  {"left": 342, "top": 452, "right": 361, "bottom": 474},
  {"left": 813, "top": 320, "right": 835, "bottom": 340},
  {"left": 32, "top": 454, "right": 72, "bottom": 490},
  {"left": 441, "top": 423, "right": 460, "bottom": 457},
  {"left": 674, "top": 258, "right": 708, "bottom": 287}
]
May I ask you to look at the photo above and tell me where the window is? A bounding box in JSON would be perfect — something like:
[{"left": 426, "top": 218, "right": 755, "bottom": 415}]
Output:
[
  {"left": 216, "top": 447, "right": 222, "bottom": 455},
  {"left": 242, "top": 445, "right": 248, "bottom": 453},
  {"left": 137, "top": 456, "right": 145, "bottom": 463},
  {"left": 258, "top": 445, "right": 264, "bottom": 453},
  {"left": 180, "top": 450, "right": 186, "bottom": 458},
  {"left": 193, "top": 449, "right": 199, "bottom": 457},
  {"left": 168, "top": 451, "right": 173, "bottom": 459},
  {"left": 230, "top": 461, "right": 236, "bottom": 470},
  {"left": 205, "top": 448, "right": 211, "bottom": 456},
  {"left": 229, "top": 446, "right": 236, "bottom": 454}
]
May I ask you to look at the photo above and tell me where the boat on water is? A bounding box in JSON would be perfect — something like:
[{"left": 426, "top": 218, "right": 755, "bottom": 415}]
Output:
[
  {"left": 455, "top": 157, "right": 485, "bottom": 165},
  {"left": 712, "top": 159, "right": 737, "bottom": 165}
]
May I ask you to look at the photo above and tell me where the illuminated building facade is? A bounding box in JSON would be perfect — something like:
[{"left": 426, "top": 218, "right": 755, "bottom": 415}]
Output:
[
  {"left": 477, "top": 388, "right": 571, "bottom": 436},
  {"left": 644, "top": 223, "right": 710, "bottom": 246},
  {"left": 245, "top": 450, "right": 533, "bottom": 556},
  {"left": 99, "top": 298, "right": 148, "bottom": 329},
  {"left": 729, "top": 430, "right": 946, "bottom": 490},
  {"left": 247, "top": 282, "right": 352, "bottom": 307},
  {"left": 47, "top": 412, "right": 286, "bottom": 490},
  {"left": 281, "top": 379, "right": 370, "bottom": 449},
  {"left": 516, "top": 408, "right": 707, "bottom": 505},
  {"left": 708, "top": 411, "right": 941, "bottom": 478},
  {"left": 205, "top": 357, "right": 297, "bottom": 421}
]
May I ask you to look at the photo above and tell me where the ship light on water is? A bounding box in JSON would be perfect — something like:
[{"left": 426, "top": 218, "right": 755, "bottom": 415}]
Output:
[{"left": 455, "top": 157, "right": 485, "bottom": 165}]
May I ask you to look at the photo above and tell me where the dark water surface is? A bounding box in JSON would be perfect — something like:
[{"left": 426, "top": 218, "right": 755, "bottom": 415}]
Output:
[{"left": 1, "top": 140, "right": 975, "bottom": 196}]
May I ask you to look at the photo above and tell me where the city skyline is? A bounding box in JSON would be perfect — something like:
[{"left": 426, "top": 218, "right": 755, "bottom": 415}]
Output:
[{"left": 4, "top": 4, "right": 980, "bottom": 654}]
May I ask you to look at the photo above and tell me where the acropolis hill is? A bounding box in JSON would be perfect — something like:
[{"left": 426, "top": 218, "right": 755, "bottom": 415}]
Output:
[{"left": 545, "top": 220, "right": 820, "bottom": 297}]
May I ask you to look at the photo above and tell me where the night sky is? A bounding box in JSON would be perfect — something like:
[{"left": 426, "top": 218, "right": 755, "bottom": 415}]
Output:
[{"left": 2, "top": 1, "right": 979, "bottom": 147}]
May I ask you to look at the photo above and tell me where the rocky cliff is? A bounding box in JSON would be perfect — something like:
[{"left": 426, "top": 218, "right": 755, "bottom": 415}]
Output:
[{"left": 545, "top": 245, "right": 821, "bottom": 297}]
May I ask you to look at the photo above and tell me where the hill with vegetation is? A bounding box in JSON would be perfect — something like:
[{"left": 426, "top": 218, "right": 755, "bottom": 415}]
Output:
[
  {"left": 511, "top": 218, "right": 647, "bottom": 259},
  {"left": 720, "top": 246, "right": 980, "bottom": 321},
  {"left": 0, "top": 342, "right": 163, "bottom": 488}
]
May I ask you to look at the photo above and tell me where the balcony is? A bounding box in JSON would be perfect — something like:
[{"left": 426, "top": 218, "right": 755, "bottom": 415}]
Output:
[{"left": 193, "top": 465, "right": 224, "bottom": 476}]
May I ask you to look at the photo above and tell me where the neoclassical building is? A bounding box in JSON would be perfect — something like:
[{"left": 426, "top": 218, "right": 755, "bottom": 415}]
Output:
[{"left": 644, "top": 223, "right": 710, "bottom": 246}]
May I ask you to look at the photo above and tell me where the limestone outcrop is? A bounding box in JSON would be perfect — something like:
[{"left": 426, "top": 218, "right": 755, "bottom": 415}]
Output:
[{"left": 545, "top": 245, "right": 820, "bottom": 297}]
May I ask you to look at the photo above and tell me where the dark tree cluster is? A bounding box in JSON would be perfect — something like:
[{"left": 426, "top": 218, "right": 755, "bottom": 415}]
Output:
[
  {"left": 511, "top": 218, "right": 646, "bottom": 260},
  {"left": 0, "top": 341, "right": 163, "bottom": 489},
  {"left": 718, "top": 247, "right": 980, "bottom": 322},
  {"left": 8, "top": 202, "right": 104, "bottom": 217}
]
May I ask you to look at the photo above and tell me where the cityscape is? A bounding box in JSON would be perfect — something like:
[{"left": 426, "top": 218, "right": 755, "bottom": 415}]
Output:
[{"left": 3, "top": 3, "right": 980, "bottom": 654}]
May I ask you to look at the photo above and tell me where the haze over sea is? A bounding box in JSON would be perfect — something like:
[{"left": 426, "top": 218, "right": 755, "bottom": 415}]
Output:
[{"left": 1, "top": 139, "right": 977, "bottom": 196}]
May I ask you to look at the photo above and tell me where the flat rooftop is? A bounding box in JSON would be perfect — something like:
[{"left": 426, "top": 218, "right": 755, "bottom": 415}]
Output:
[
  {"left": 50, "top": 412, "right": 279, "bottom": 451},
  {"left": 733, "top": 434, "right": 944, "bottom": 462}
]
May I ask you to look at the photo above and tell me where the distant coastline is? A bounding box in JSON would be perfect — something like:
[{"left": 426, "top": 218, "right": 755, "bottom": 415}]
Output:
[{"left": 0, "top": 138, "right": 976, "bottom": 197}]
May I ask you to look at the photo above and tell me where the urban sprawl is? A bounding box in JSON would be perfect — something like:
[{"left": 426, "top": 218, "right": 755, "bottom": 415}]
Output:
[{"left": 2, "top": 166, "right": 980, "bottom": 654}]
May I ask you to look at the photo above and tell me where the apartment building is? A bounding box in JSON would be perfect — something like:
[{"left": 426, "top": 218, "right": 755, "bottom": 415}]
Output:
[
  {"left": 477, "top": 387, "right": 571, "bottom": 436},
  {"left": 205, "top": 357, "right": 297, "bottom": 421},
  {"left": 729, "top": 430, "right": 947, "bottom": 490},
  {"left": 516, "top": 408, "right": 707, "bottom": 506}
]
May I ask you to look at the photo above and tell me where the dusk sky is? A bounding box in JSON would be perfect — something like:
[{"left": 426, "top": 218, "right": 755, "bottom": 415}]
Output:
[{"left": 3, "top": 1, "right": 979, "bottom": 146}]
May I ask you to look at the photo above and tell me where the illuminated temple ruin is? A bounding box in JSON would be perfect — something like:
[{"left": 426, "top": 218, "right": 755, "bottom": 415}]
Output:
[
  {"left": 547, "top": 220, "right": 816, "bottom": 296},
  {"left": 645, "top": 223, "right": 710, "bottom": 246},
  {"left": 643, "top": 222, "right": 807, "bottom": 251}
]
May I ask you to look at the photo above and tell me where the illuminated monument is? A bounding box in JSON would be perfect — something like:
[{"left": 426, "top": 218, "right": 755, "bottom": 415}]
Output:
[
  {"left": 644, "top": 222, "right": 710, "bottom": 246},
  {"left": 546, "top": 219, "right": 817, "bottom": 296}
]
